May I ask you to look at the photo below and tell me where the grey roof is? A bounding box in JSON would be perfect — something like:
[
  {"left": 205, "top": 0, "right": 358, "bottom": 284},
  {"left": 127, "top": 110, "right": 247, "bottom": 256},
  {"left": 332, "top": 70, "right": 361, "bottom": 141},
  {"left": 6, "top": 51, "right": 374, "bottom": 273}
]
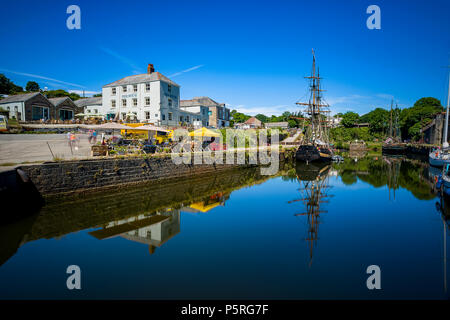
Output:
[
  {"left": 180, "top": 96, "right": 225, "bottom": 107},
  {"left": 0, "top": 92, "right": 41, "bottom": 104},
  {"left": 265, "top": 122, "right": 289, "bottom": 127},
  {"left": 103, "top": 72, "right": 179, "bottom": 88},
  {"left": 48, "top": 97, "right": 73, "bottom": 106},
  {"left": 74, "top": 97, "right": 102, "bottom": 107}
]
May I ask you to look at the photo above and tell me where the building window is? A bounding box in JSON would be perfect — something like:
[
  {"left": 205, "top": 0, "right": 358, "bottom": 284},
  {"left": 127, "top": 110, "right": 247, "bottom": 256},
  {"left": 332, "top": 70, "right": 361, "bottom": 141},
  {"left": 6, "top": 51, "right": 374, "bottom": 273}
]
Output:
[
  {"left": 87, "top": 109, "right": 91, "bottom": 113},
  {"left": 145, "top": 97, "right": 150, "bottom": 105},
  {"left": 122, "top": 86, "right": 127, "bottom": 93},
  {"left": 168, "top": 98, "right": 172, "bottom": 107},
  {"left": 111, "top": 100, "right": 116, "bottom": 108},
  {"left": 146, "top": 83, "right": 150, "bottom": 91},
  {"left": 162, "top": 114, "right": 166, "bottom": 121},
  {"left": 186, "top": 116, "right": 190, "bottom": 122},
  {"left": 180, "top": 116, "right": 183, "bottom": 122},
  {"left": 145, "top": 112, "right": 150, "bottom": 120},
  {"left": 112, "top": 88, "right": 116, "bottom": 95},
  {"left": 155, "top": 114, "right": 158, "bottom": 118},
  {"left": 133, "top": 98, "right": 137, "bottom": 107},
  {"left": 168, "top": 84, "right": 172, "bottom": 93},
  {"left": 94, "top": 109, "right": 98, "bottom": 114},
  {"left": 122, "top": 99, "right": 127, "bottom": 107},
  {"left": 168, "top": 112, "right": 173, "bottom": 121},
  {"left": 133, "top": 84, "right": 137, "bottom": 92}
]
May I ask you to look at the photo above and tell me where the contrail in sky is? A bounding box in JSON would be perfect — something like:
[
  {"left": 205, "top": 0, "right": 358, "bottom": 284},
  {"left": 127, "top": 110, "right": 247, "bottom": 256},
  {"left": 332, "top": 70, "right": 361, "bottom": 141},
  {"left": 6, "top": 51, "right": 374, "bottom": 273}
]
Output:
[
  {"left": 99, "top": 47, "right": 144, "bottom": 74},
  {"left": 0, "top": 68, "right": 86, "bottom": 88},
  {"left": 169, "top": 65, "right": 204, "bottom": 77}
]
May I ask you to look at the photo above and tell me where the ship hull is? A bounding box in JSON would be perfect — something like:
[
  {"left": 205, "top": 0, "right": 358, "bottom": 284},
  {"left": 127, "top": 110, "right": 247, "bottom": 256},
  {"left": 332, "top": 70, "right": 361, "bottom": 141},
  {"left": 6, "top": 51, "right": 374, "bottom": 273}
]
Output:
[
  {"left": 382, "top": 144, "right": 407, "bottom": 155},
  {"left": 296, "top": 145, "right": 332, "bottom": 163},
  {"left": 429, "top": 151, "right": 450, "bottom": 167}
]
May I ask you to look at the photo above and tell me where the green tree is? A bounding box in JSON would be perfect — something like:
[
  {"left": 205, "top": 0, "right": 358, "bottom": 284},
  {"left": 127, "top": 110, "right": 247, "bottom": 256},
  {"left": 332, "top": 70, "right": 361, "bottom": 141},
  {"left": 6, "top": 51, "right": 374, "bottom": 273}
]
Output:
[
  {"left": 230, "top": 110, "right": 251, "bottom": 123},
  {"left": 360, "top": 108, "right": 389, "bottom": 134},
  {"left": 341, "top": 111, "right": 360, "bottom": 128},
  {"left": 255, "top": 113, "right": 269, "bottom": 123},
  {"left": 26, "top": 81, "right": 40, "bottom": 92},
  {"left": 45, "top": 89, "right": 81, "bottom": 101},
  {"left": 0, "top": 74, "right": 23, "bottom": 94},
  {"left": 399, "top": 97, "right": 443, "bottom": 140}
]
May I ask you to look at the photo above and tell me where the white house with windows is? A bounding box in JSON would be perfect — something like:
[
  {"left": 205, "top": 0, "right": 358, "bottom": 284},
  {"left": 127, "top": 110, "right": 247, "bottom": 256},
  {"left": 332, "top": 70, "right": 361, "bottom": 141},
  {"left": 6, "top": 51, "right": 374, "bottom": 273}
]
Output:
[
  {"left": 101, "top": 64, "right": 207, "bottom": 126},
  {"left": 74, "top": 97, "right": 102, "bottom": 118}
]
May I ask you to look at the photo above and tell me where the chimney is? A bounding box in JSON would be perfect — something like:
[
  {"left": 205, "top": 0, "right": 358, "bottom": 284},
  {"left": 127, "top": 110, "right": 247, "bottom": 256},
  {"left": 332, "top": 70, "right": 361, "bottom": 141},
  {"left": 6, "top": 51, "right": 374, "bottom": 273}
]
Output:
[{"left": 147, "top": 64, "right": 155, "bottom": 74}]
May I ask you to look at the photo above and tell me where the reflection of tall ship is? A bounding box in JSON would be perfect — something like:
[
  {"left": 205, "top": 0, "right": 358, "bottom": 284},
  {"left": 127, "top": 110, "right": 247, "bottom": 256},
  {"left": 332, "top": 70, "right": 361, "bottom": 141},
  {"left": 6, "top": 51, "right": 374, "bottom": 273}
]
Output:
[
  {"left": 295, "top": 50, "right": 333, "bottom": 163},
  {"left": 383, "top": 156, "right": 401, "bottom": 201},
  {"left": 289, "top": 162, "right": 332, "bottom": 265}
]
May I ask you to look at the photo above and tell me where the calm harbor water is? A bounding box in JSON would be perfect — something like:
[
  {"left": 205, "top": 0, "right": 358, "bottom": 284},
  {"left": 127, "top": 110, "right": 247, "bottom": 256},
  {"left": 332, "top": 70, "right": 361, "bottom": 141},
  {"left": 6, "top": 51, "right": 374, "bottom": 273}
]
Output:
[{"left": 0, "top": 155, "right": 449, "bottom": 300}]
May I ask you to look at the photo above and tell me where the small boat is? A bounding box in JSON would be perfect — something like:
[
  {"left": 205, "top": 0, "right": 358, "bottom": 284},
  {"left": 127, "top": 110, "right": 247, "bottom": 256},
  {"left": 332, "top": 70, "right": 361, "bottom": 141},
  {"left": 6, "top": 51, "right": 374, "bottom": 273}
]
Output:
[
  {"left": 332, "top": 154, "right": 344, "bottom": 162},
  {"left": 429, "top": 148, "right": 450, "bottom": 167},
  {"left": 429, "top": 72, "right": 450, "bottom": 167}
]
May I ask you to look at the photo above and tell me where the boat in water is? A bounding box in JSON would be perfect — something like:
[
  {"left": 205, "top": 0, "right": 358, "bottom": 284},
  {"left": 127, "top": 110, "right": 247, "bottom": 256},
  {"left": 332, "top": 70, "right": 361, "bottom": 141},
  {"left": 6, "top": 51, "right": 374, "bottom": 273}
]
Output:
[
  {"left": 295, "top": 50, "right": 333, "bottom": 163},
  {"left": 430, "top": 148, "right": 450, "bottom": 167},
  {"left": 382, "top": 100, "right": 407, "bottom": 155},
  {"left": 429, "top": 72, "right": 450, "bottom": 167}
]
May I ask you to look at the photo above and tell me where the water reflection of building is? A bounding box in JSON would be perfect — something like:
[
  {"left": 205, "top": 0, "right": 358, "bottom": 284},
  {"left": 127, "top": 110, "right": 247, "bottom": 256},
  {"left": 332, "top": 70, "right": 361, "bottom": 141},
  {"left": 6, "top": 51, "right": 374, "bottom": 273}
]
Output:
[
  {"left": 348, "top": 150, "right": 367, "bottom": 162},
  {"left": 182, "top": 192, "right": 230, "bottom": 213},
  {"left": 89, "top": 210, "right": 180, "bottom": 255},
  {"left": 289, "top": 163, "right": 332, "bottom": 266}
]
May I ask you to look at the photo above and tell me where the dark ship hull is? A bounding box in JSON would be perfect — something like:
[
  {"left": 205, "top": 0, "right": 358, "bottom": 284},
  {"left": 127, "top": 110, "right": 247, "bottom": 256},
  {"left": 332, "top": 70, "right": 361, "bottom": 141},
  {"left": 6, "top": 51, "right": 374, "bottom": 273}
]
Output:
[
  {"left": 296, "top": 145, "right": 333, "bottom": 163},
  {"left": 382, "top": 144, "right": 407, "bottom": 155}
]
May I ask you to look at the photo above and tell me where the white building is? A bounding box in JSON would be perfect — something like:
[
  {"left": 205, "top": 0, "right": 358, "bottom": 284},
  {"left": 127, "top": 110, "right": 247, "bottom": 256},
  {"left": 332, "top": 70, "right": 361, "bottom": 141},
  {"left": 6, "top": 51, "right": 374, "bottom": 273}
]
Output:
[
  {"left": 74, "top": 97, "right": 103, "bottom": 118},
  {"left": 101, "top": 64, "right": 207, "bottom": 126},
  {"left": 180, "top": 96, "right": 230, "bottom": 128}
]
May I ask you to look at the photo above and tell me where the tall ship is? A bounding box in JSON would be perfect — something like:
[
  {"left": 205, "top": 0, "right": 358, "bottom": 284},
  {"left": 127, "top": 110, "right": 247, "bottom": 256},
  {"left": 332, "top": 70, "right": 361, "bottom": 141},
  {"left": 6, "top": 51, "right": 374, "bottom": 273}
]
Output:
[
  {"left": 295, "top": 50, "right": 333, "bottom": 163},
  {"left": 382, "top": 100, "right": 407, "bottom": 155}
]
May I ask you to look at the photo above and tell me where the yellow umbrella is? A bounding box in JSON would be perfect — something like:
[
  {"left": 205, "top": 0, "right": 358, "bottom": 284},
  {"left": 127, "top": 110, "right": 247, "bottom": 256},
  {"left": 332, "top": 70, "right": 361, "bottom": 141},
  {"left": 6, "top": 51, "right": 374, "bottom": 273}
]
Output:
[{"left": 188, "top": 127, "right": 220, "bottom": 137}]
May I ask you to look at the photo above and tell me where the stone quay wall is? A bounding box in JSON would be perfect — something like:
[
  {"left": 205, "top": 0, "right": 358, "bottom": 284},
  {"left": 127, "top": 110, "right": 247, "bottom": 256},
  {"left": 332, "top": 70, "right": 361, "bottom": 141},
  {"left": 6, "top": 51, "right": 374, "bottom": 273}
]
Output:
[{"left": 18, "top": 150, "right": 294, "bottom": 196}]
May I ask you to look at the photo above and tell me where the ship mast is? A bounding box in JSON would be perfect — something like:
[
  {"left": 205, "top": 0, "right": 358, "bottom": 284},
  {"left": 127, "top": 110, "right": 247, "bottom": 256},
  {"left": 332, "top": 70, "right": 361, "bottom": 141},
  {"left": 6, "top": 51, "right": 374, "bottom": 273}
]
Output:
[
  {"left": 296, "top": 49, "right": 330, "bottom": 145},
  {"left": 443, "top": 70, "right": 450, "bottom": 148},
  {"left": 290, "top": 166, "right": 332, "bottom": 266}
]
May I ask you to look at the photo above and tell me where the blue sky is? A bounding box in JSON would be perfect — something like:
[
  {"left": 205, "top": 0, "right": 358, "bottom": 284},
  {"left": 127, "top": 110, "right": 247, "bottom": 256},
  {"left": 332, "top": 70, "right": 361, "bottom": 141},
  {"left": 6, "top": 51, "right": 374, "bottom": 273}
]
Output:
[{"left": 0, "top": 0, "right": 449, "bottom": 116}]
